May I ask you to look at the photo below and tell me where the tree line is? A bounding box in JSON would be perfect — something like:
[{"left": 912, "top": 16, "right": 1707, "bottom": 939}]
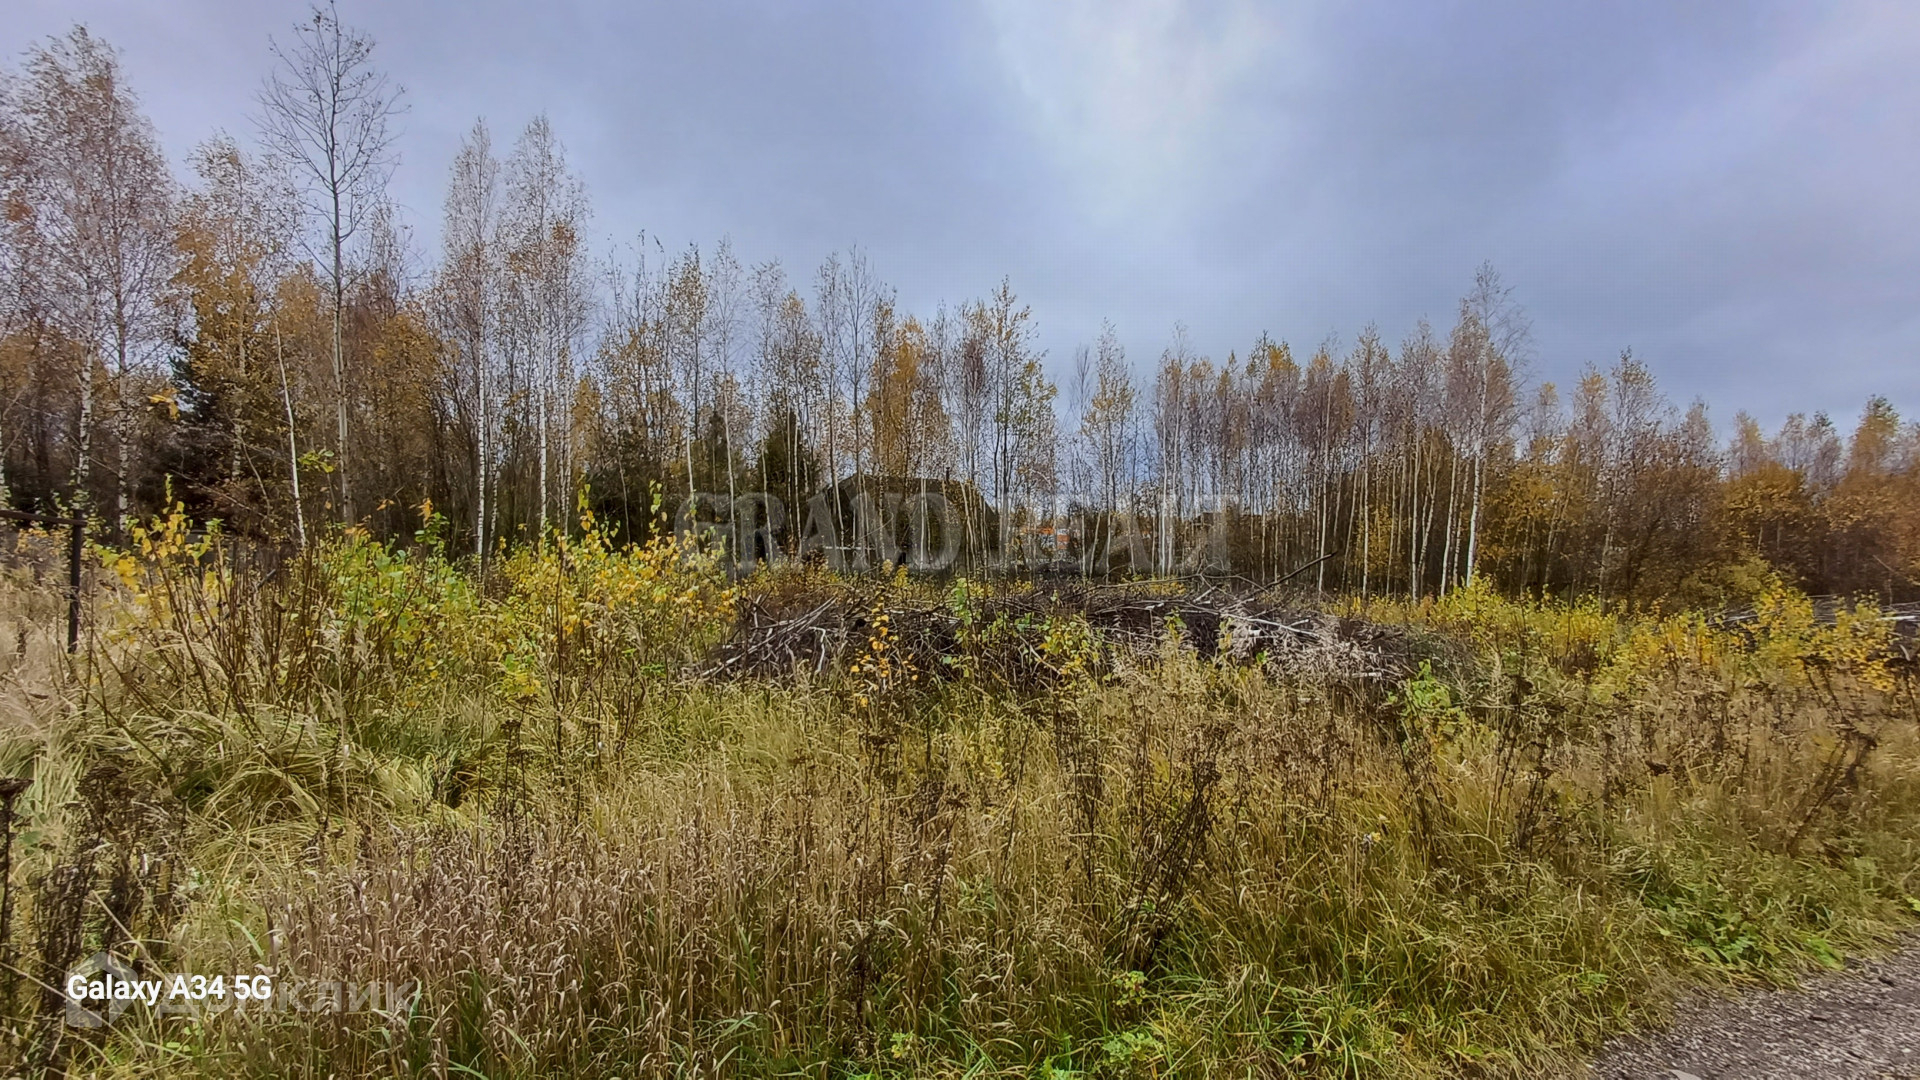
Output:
[{"left": 3, "top": 15, "right": 1915, "bottom": 602}]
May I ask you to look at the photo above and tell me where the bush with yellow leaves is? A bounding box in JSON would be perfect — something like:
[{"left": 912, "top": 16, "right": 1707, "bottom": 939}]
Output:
[
  {"left": 849, "top": 607, "right": 916, "bottom": 710},
  {"left": 490, "top": 502, "right": 737, "bottom": 704},
  {"left": 69, "top": 497, "right": 737, "bottom": 826}
]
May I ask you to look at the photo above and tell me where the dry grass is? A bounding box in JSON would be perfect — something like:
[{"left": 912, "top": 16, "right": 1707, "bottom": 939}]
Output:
[{"left": 0, "top": 529, "right": 1915, "bottom": 1077}]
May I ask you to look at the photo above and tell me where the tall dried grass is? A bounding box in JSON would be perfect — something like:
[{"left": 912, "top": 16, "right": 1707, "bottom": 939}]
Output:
[{"left": 0, "top": 521, "right": 1915, "bottom": 1077}]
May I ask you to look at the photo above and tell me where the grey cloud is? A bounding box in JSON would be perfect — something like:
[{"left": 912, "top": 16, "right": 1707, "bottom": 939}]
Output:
[{"left": 8, "top": 0, "right": 1913, "bottom": 427}]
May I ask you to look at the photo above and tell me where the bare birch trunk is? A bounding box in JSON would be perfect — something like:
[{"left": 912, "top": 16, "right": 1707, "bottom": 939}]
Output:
[
  {"left": 1464, "top": 451, "right": 1485, "bottom": 588},
  {"left": 275, "top": 325, "right": 307, "bottom": 549},
  {"left": 332, "top": 215, "right": 352, "bottom": 524},
  {"left": 475, "top": 332, "right": 488, "bottom": 563},
  {"left": 76, "top": 350, "right": 95, "bottom": 516},
  {"left": 538, "top": 342, "right": 551, "bottom": 539}
]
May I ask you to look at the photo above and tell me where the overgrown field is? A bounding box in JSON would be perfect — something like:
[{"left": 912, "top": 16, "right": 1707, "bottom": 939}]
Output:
[{"left": 0, "top": 510, "right": 1916, "bottom": 1078}]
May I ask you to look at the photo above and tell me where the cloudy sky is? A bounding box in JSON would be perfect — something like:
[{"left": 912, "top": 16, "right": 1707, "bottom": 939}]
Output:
[{"left": 10, "top": 0, "right": 1918, "bottom": 430}]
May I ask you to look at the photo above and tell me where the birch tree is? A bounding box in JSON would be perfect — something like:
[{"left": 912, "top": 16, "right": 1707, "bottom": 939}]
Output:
[
  {"left": 707, "top": 238, "right": 745, "bottom": 509},
  {"left": 1456, "top": 263, "right": 1525, "bottom": 588},
  {"left": 968, "top": 280, "right": 1049, "bottom": 562},
  {"left": 664, "top": 246, "right": 707, "bottom": 499},
  {"left": 1078, "top": 321, "right": 1136, "bottom": 567},
  {"left": 258, "top": 0, "right": 403, "bottom": 523},
  {"left": 749, "top": 261, "right": 822, "bottom": 535},
  {"left": 499, "top": 116, "right": 590, "bottom": 536},
  {"left": 5, "top": 28, "right": 176, "bottom": 529},
  {"left": 435, "top": 120, "right": 500, "bottom": 558}
]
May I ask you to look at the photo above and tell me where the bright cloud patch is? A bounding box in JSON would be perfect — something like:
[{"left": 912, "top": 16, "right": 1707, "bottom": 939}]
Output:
[{"left": 981, "top": 0, "right": 1286, "bottom": 218}]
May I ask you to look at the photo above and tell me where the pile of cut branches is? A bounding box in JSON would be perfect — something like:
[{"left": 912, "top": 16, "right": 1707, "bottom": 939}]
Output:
[{"left": 703, "top": 580, "right": 1427, "bottom": 688}]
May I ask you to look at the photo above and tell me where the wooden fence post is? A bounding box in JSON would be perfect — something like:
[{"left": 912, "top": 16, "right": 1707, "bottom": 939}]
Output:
[{"left": 0, "top": 507, "right": 86, "bottom": 652}]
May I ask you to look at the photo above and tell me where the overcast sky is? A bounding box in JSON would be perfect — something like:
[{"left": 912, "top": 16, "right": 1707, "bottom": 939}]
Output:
[{"left": 10, "top": 0, "right": 1918, "bottom": 431}]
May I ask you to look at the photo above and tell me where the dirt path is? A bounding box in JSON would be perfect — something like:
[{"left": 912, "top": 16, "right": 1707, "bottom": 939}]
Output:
[{"left": 1588, "top": 940, "right": 1920, "bottom": 1079}]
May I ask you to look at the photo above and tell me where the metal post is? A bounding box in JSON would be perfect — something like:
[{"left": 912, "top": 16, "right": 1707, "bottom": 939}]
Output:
[{"left": 67, "top": 514, "right": 82, "bottom": 653}]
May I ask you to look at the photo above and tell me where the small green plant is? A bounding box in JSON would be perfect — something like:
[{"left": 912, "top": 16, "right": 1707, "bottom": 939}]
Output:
[
  {"left": 3, "top": 544, "right": 1914, "bottom": 1079},
  {"left": 1393, "top": 660, "right": 1466, "bottom": 737},
  {"left": 1100, "top": 1027, "right": 1166, "bottom": 1074}
]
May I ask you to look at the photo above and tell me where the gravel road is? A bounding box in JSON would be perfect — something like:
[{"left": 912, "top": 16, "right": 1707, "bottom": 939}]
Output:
[{"left": 1588, "top": 940, "right": 1920, "bottom": 1079}]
